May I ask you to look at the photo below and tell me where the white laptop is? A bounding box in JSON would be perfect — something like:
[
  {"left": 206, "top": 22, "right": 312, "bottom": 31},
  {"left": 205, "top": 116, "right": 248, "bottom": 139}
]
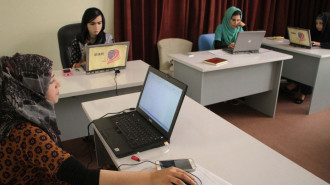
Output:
[{"left": 223, "top": 31, "right": 266, "bottom": 54}]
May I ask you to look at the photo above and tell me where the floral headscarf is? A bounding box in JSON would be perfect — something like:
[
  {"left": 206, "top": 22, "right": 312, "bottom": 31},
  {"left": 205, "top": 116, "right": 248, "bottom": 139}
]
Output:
[{"left": 0, "top": 53, "right": 61, "bottom": 146}]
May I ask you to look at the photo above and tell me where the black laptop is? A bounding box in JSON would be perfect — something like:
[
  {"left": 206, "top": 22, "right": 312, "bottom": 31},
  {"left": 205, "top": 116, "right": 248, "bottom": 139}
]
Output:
[{"left": 93, "top": 66, "right": 188, "bottom": 158}]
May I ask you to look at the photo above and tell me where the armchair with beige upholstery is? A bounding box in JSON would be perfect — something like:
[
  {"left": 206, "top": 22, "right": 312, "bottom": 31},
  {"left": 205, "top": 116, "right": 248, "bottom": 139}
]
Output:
[{"left": 157, "top": 38, "right": 193, "bottom": 76}]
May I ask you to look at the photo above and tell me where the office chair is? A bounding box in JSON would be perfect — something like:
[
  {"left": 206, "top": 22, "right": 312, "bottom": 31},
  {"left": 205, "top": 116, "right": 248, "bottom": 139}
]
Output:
[
  {"left": 198, "top": 33, "right": 215, "bottom": 51},
  {"left": 57, "top": 23, "right": 81, "bottom": 68},
  {"left": 157, "top": 38, "right": 193, "bottom": 76}
]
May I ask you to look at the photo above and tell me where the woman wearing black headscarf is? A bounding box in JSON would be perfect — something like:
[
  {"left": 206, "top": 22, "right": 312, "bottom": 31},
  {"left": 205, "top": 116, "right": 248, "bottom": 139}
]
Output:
[
  {"left": 0, "top": 54, "right": 195, "bottom": 185},
  {"left": 282, "top": 12, "right": 330, "bottom": 104},
  {"left": 311, "top": 12, "right": 330, "bottom": 48},
  {"left": 70, "top": 7, "right": 114, "bottom": 68}
]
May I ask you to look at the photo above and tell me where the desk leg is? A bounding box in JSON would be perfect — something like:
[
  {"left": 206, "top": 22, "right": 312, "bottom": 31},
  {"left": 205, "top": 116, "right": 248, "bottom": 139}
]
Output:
[
  {"left": 245, "top": 61, "right": 283, "bottom": 118},
  {"left": 308, "top": 58, "right": 330, "bottom": 114}
]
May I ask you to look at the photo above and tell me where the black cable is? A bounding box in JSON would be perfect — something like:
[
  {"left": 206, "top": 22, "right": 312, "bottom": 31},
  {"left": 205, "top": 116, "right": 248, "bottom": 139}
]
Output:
[
  {"left": 114, "top": 73, "right": 118, "bottom": 96},
  {"left": 84, "top": 107, "right": 136, "bottom": 142},
  {"left": 83, "top": 112, "right": 116, "bottom": 142},
  {"left": 83, "top": 108, "right": 136, "bottom": 168},
  {"left": 117, "top": 160, "right": 202, "bottom": 185},
  {"left": 83, "top": 112, "right": 120, "bottom": 168},
  {"left": 187, "top": 171, "right": 202, "bottom": 185},
  {"left": 114, "top": 70, "right": 120, "bottom": 96},
  {"left": 117, "top": 160, "right": 157, "bottom": 170}
]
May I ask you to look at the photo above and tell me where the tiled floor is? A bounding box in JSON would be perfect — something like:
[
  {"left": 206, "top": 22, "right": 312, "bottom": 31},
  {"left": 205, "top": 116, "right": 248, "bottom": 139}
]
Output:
[{"left": 62, "top": 87, "right": 330, "bottom": 183}]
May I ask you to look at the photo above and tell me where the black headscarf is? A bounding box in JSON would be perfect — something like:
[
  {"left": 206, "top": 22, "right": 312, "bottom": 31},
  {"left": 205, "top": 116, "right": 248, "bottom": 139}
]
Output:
[
  {"left": 311, "top": 12, "right": 330, "bottom": 44},
  {"left": 0, "top": 53, "right": 61, "bottom": 146}
]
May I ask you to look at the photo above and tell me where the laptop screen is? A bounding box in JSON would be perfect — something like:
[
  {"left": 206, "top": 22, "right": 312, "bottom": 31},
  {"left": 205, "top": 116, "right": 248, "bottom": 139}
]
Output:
[
  {"left": 85, "top": 41, "right": 129, "bottom": 73},
  {"left": 136, "top": 67, "right": 187, "bottom": 138},
  {"left": 287, "top": 27, "right": 311, "bottom": 48}
]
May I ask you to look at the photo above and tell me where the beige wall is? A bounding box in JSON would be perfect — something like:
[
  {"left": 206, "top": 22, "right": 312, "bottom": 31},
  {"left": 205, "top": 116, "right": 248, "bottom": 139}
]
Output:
[{"left": 0, "top": 0, "right": 114, "bottom": 70}]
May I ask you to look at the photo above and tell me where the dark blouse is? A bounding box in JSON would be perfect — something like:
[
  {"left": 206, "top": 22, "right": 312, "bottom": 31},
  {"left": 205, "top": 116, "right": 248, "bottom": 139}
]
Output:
[
  {"left": 70, "top": 33, "right": 114, "bottom": 67},
  {"left": 311, "top": 30, "right": 330, "bottom": 49}
]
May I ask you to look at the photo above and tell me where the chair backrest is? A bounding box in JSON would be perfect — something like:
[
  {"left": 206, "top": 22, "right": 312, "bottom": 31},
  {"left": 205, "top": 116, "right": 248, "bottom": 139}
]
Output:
[
  {"left": 157, "top": 38, "right": 193, "bottom": 76},
  {"left": 198, "top": 33, "right": 215, "bottom": 51},
  {"left": 57, "top": 23, "right": 81, "bottom": 68}
]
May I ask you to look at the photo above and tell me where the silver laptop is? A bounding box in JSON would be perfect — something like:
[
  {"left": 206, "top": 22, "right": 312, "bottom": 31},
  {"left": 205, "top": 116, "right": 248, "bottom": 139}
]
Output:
[
  {"left": 287, "top": 26, "right": 315, "bottom": 49},
  {"left": 82, "top": 41, "right": 129, "bottom": 74},
  {"left": 223, "top": 31, "right": 266, "bottom": 54}
]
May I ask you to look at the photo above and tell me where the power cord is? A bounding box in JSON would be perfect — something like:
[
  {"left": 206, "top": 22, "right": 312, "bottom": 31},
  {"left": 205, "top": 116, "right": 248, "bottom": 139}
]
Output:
[
  {"left": 187, "top": 172, "right": 202, "bottom": 185},
  {"left": 114, "top": 69, "right": 120, "bottom": 96},
  {"left": 83, "top": 108, "right": 136, "bottom": 168},
  {"left": 117, "top": 160, "right": 157, "bottom": 170},
  {"left": 83, "top": 107, "right": 136, "bottom": 142}
]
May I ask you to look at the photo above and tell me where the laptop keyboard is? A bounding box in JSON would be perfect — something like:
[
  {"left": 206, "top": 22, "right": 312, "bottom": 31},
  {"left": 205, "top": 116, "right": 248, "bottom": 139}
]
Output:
[{"left": 111, "top": 112, "right": 164, "bottom": 149}]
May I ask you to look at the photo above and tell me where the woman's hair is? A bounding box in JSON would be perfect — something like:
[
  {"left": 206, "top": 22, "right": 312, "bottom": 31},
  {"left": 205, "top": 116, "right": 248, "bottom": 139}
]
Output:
[
  {"left": 232, "top": 10, "right": 242, "bottom": 18},
  {"left": 77, "top": 7, "right": 106, "bottom": 45}
]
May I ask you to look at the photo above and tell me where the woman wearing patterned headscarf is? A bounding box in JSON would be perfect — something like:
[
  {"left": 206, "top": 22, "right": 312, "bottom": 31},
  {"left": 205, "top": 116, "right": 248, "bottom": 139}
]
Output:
[
  {"left": 213, "top": 6, "right": 248, "bottom": 49},
  {"left": 0, "top": 54, "right": 195, "bottom": 185}
]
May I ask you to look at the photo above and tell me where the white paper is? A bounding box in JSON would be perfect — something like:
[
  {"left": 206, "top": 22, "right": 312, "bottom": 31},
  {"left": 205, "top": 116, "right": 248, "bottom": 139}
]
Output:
[
  {"left": 208, "top": 50, "right": 228, "bottom": 56},
  {"left": 191, "top": 164, "right": 232, "bottom": 185}
]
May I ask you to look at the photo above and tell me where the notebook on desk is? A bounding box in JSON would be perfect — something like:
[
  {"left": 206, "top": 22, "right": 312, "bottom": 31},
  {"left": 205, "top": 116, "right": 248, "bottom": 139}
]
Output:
[
  {"left": 93, "top": 66, "right": 188, "bottom": 158},
  {"left": 82, "top": 41, "right": 129, "bottom": 74},
  {"left": 287, "top": 26, "right": 316, "bottom": 49},
  {"left": 223, "top": 31, "right": 266, "bottom": 54}
]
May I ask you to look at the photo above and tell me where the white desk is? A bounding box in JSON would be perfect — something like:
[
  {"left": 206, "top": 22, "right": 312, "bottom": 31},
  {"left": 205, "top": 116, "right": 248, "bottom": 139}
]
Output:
[
  {"left": 262, "top": 38, "right": 330, "bottom": 114},
  {"left": 55, "top": 60, "right": 149, "bottom": 141},
  {"left": 170, "top": 48, "right": 292, "bottom": 117},
  {"left": 82, "top": 93, "right": 328, "bottom": 185}
]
